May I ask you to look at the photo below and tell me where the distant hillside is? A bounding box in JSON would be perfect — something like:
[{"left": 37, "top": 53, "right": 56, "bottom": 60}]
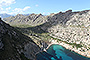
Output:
[
  {"left": 0, "top": 13, "right": 12, "bottom": 18},
  {"left": 4, "top": 13, "right": 47, "bottom": 26}
]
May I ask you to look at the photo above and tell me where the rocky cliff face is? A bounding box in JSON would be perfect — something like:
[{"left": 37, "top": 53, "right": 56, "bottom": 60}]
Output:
[
  {"left": 46, "top": 10, "right": 90, "bottom": 46},
  {"left": 40, "top": 10, "right": 90, "bottom": 56},
  {"left": 0, "top": 18, "right": 40, "bottom": 60}
]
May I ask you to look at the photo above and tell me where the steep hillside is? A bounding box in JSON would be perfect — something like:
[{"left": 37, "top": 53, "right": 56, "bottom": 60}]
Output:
[
  {"left": 39, "top": 10, "right": 90, "bottom": 57},
  {"left": 0, "top": 18, "right": 40, "bottom": 60}
]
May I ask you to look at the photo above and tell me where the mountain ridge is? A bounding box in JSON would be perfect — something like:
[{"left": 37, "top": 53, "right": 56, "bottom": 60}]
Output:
[{"left": 0, "top": 13, "right": 12, "bottom": 18}]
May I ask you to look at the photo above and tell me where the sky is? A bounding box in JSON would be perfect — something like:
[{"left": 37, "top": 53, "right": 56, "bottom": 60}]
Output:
[{"left": 0, "top": 0, "right": 90, "bottom": 15}]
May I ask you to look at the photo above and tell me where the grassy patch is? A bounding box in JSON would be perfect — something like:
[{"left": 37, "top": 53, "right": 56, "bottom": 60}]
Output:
[{"left": 12, "top": 24, "right": 34, "bottom": 28}]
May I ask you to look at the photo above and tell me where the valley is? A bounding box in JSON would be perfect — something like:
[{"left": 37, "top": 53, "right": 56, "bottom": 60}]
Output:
[{"left": 0, "top": 10, "right": 90, "bottom": 60}]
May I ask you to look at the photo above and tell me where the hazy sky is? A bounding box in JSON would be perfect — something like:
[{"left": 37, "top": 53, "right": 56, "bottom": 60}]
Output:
[{"left": 0, "top": 0, "right": 90, "bottom": 15}]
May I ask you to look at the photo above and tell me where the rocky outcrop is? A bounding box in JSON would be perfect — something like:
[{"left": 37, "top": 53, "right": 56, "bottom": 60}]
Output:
[
  {"left": 0, "top": 39, "right": 4, "bottom": 49},
  {"left": 23, "top": 42, "right": 40, "bottom": 59},
  {"left": 0, "top": 18, "right": 40, "bottom": 60}
]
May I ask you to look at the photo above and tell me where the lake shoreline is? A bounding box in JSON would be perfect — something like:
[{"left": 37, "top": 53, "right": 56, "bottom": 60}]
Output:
[{"left": 45, "top": 40, "right": 90, "bottom": 59}]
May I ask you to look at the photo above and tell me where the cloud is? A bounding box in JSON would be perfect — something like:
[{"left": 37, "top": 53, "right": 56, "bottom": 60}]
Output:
[
  {"left": 42, "top": 12, "right": 45, "bottom": 15},
  {"left": 0, "top": 0, "right": 16, "bottom": 7},
  {"left": 0, "top": 0, "right": 15, "bottom": 14},
  {"left": 0, "top": 0, "right": 30, "bottom": 15},
  {"left": 47, "top": 12, "right": 50, "bottom": 15},
  {"left": 1, "top": 10, "right": 7, "bottom": 13},
  {"left": 9, "top": 6, "right": 31, "bottom": 15},
  {"left": 10, "top": 8, "right": 23, "bottom": 15},
  {"left": 35, "top": 4, "right": 39, "bottom": 7},
  {"left": 6, "top": 7, "right": 11, "bottom": 11},
  {"left": 0, "top": 7, "right": 11, "bottom": 14},
  {"left": 23, "top": 6, "right": 31, "bottom": 11},
  {"left": 12, "top": 8, "right": 22, "bottom": 12},
  {"left": 42, "top": 12, "right": 50, "bottom": 15},
  {"left": 0, "top": 7, "right": 3, "bottom": 11}
]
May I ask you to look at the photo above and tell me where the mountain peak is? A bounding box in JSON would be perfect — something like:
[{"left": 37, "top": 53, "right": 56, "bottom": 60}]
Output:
[
  {"left": 16, "top": 14, "right": 24, "bottom": 16},
  {"left": 0, "top": 13, "right": 12, "bottom": 18}
]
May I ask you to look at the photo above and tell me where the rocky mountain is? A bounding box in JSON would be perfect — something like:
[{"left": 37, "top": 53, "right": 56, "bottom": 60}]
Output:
[
  {"left": 23, "top": 14, "right": 30, "bottom": 16},
  {"left": 0, "top": 13, "right": 12, "bottom": 18},
  {"left": 39, "top": 10, "right": 90, "bottom": 57},
  {"left": 0, "top": 18, "right": 40, "bottom": 60},
  {"left": 4, "top": 13, "right": 47, "bottom": 26},
  {"left": 3, "top": 10, "right": 90, "bottom": 58}
]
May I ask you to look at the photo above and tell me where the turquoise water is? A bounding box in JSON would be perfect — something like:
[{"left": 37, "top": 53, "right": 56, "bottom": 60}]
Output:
[{"left": 36, "top": 44, "right": 90, "bottom": 60}]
